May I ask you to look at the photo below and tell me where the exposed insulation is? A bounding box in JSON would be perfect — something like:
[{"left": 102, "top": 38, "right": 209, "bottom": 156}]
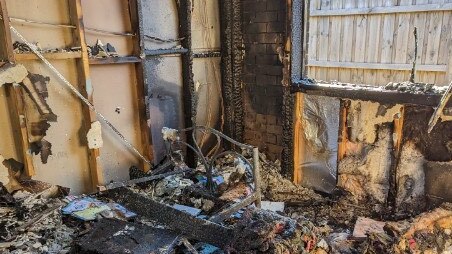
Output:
[
  {"left": 338, "top": 126, "right": 393, "bottom": 203},
  {"left": 347, "top": 101, "right": 402, "bottom": 144},
  {"left": 395, "top": 142, "right": 426, "bottom": 213}
]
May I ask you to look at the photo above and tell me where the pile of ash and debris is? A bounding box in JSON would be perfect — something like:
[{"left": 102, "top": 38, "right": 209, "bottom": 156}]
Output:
[
  {"left": 13, "top": 41, "right": 81, "bottom": 54},
  {"left": 13, "top": 39, "right": 119, "bottom": 59},
  {"left": 1, "top": 127, "right": 451, "bottom": 253}
]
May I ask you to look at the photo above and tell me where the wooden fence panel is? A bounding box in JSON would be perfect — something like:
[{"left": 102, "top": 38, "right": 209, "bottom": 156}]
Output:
[{"left": 307, "top": 0, "right": 452, "bottom": 86}]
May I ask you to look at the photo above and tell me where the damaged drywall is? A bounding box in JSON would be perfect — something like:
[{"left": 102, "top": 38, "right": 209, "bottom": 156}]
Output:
[
  {"left": 0, "top": 154, "right": 21, "bottom": 193},
  {"left": 141, "top": 0, "right": 184, "bottom": 164},
  {"left": 347, "top": 100, "right": 403, "bottom": 144},
  {"left": 19, "top": 73, "right": 55, "bottom": 165},
  {"left": 20, "top": 73, "right": 57, "bottom": 122},
  {"left": 339, "top": 99, "right": 452, "bottom": 212},
  {"left": 0, "top": 64, "right": 28, "bottom": 86},
  {"left": 192, "top": 0, "right": 222, "bottom": 152}
]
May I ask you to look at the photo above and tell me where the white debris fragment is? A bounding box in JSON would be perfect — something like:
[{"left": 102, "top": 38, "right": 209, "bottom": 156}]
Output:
[
  {"left": 162, "top": 127, "right": 179, "bottom": 142},
  {"left": 0, "top": 64, "right": 28, "bottom": 87},
  {"left": 261, "top": 201, "right": 285, "bottom": 213},
  {"left": 87, "top": 121, "right": 103, "bottom": 149}
]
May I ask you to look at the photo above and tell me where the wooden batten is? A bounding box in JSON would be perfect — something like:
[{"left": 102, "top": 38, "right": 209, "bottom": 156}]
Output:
[
  {"left": 393, "top": 106, "right": 405, "bottom": 155},
  {"left": 0, "top": 0, "right": 35, "bottom": 176},
  {"left": 128, "top": 0, "right": 153, "bottom": 172},
  {"left": 293, "top": 92, "right": 304, "bottom": 184},
  {"left": 337, "top": 100, "right": 348, "bottom": 161},
  {"left": 68, "top": 0, "right": 103, "bottom": 189}
]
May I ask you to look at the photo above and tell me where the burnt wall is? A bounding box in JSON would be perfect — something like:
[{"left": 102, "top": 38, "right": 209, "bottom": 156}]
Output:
[{"left": 242, "top": 0, "right": 287, "bottom": 161}]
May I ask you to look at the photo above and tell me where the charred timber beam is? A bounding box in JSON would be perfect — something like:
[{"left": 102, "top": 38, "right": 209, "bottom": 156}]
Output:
[
  {"left": 219, "top": 0, "right": 244, "bottom": 143},
  {"left": 101, "top": 187, "right": 234, "bottom": 248},
  {"left": 219, "top": 0, "right": 234, "bottom": 143},
  {"left": 178, "top": 0, "right": 196, "bottom": 167},
  {"left": 291, "top": 80, "right": 452, "bottom": 108}
]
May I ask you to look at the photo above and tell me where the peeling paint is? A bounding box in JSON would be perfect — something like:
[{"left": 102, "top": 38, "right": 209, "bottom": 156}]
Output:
[
  {"left": 20, "top": 73, "right": 57, "bottom": 122},
  {"left": 30, "top": 139, "right": 52, "bottom": 164},
  {"left": 87, "top": 121, "right": 103, "bottom": 149}
]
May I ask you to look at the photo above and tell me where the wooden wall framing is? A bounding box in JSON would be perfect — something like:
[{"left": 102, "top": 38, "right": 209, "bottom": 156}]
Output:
[{"left": 0, "top": 0, "right": 153, "bottom": 193}]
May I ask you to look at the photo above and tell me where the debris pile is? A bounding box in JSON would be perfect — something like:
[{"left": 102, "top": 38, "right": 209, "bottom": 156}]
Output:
[
  {"left": 258, "top": 153, "right": 322, "bottom": 203},
  {"left": 0, "top": 185, "right": 75, "bottom": 254},
  {"left": 13, "top": 41, "right": 81, "bottom": 54},
  {"left": 1, "top": 126, "right": 451, "bottom": 253},
  {"left": 87, "top": 39, "right": 118, "bottom": 58}
]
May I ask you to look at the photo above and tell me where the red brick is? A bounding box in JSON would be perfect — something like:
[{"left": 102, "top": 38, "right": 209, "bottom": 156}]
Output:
[
  {"left": 267, "top": 115, "right": 277, "bottom": 125},
  {"left": 267, "top": 124, "right": 283, "bottom": 135},
  {"left": 256, "top": 113, "right": 266, "bottom": 124},
  {"left": 265, "top": 133, "right": 277, "bottom": 144}
]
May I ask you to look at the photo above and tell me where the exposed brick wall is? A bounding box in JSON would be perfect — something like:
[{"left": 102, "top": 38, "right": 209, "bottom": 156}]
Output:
[{"left": 242, "top": 0, "right": 286, "bottom": 161}]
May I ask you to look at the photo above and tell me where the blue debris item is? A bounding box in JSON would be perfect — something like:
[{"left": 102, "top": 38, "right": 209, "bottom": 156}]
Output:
[
  {"left": 173, "top": 204, "right": 202, "bottom": 216},
  {"left": 197, "top": 243, "right": 221, "bottom": 254},
  {"left": 196, "top": 175, "right": 225, "bottom": 186},
  {"left": 61, "top": 197, "right": 103, "bottom": 214},
  {"left": 62, "top": 197, "right": 136, "bottom": 221}
]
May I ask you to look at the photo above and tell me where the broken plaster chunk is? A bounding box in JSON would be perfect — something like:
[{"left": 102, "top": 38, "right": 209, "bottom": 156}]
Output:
[
  {"left": 0, "top": 64, "right": 28, "bottom": 86},
  {"left": 87, "top": 121, "right": 103, "bottom": 149}
]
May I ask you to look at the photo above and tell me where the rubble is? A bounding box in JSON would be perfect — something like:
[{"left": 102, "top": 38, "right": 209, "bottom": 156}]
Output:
[
  {"left": 258, "top": 153, "right": 322, "bottom": 203},
  {"left": 0, "top": 186, "right": 75, "bottom": 254},
  {"left": 1, "top": 125, "right": 451, "bottom": 253},
  {"left": 13, "top": 41, "right": 81, "bottom": 54},
  {"left": 87, "top": 39, "right": 119, "bottom": 58}
]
